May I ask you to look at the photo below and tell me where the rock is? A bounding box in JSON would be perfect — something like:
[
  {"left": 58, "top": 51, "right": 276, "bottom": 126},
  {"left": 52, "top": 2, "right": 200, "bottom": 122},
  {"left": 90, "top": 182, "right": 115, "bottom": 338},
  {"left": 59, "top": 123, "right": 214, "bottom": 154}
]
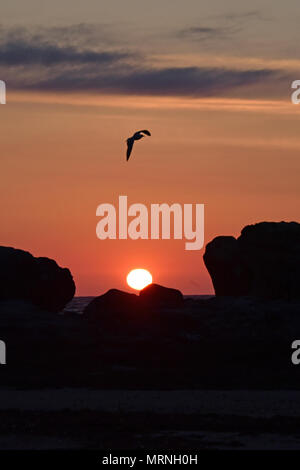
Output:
[
  {"left": 83, "top": 289, "right": 139, "bottom": 320},
  {"left": 0, "top": 300, "right": 56, "bottom": 327},
  {"left": 139, "top": 283, "right": 184, "bottom": 308},
  {"left": 84, "top": 286, "right": 185, "bottom": 334},
  {"left": 203, "top": 236, "right": 247, "bottom": 296},
  {"left": 0, "top": 246, "right": 75, "bottom": 312},
  {"left": 203, "top": 221, "right": 300, "bottom": 299}
]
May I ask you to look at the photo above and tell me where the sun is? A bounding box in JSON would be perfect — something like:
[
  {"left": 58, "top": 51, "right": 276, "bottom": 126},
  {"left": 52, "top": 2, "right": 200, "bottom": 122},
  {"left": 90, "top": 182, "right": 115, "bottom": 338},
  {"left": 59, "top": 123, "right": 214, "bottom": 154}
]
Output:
[{"left": 127, "top": 268, "right": 153, "bottom": 291}]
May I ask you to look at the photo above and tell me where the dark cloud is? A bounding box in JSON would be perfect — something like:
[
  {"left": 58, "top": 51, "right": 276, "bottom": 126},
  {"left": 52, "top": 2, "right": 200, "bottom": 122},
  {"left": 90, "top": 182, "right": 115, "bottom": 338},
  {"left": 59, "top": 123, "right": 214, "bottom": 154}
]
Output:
[
  {"left": 19, "top": 65, "right": 276, "bottom": 96},
  {"left": 106, "top": 67, "right": 274, "bottom": 96},
  {"left": 0, "top": 40, "right": 131, "bottom": 66},
  {"left": 0, "top": 23, "right": 120, "bottom": 48},
  {"left": 0, "top": 23, "right": 280, "bottom": 97},
  {"left": 178, "top": 10, "right": 268, "bottom": 42}
]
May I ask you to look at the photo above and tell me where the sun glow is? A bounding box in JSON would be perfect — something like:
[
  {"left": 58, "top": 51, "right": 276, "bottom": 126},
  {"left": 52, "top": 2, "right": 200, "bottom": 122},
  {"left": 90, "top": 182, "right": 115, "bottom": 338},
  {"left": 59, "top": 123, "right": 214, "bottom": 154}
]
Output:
[{"left": 126, "top": 269, "right": 153, "bottom": 291}]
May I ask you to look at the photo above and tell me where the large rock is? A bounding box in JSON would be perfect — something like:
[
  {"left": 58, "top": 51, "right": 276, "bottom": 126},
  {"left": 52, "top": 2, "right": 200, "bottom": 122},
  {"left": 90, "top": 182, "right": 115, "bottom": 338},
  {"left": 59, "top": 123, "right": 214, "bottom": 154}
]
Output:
[
  {"left": 203, "top": 221, "right": 300, "bottom": 299},
  {"left": 84, "top": 286, "right": 186, "bottom": 336},
  {"left": 83, "top": 288, "right": 146, "bottom": 334},
  {"left": 139, "top": 283, "right": 184, "bottom": 308},
  {"left": 0, "top": 246, "right": 75, "bottom": 312},
  {"left": 84, "top": 289, "right": 139, "bottom": 318}
]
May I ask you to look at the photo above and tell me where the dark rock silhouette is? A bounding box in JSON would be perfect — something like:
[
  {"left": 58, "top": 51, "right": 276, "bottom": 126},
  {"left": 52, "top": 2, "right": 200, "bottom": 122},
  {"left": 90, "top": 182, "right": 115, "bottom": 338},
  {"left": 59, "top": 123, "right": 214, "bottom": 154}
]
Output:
[
  {"left": 204, "top": 221, "right": 300, "bottom": 299},
  {"left": 83, "top": 284, "right": 185, "bottom": 334},
  {"left": 84, "top": 289, "right": 147, "bottom": 333},
  {"left": 83, "top": 288, "right": 139, "bottom": 318},
  {"left": 0, "top": 246, "right": 75, "bottom": 312},
  {"left": 84, "top": 284, "right": 184, "bottom": 320},
  {"left": 139, "top": 283, "right": 184, "bottom": 308}
]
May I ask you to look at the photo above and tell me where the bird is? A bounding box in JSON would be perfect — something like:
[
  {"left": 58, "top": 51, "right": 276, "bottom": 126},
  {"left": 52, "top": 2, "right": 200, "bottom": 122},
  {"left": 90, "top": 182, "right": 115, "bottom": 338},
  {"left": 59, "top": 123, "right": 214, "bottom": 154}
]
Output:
[{"left": 126, "top": 129, "right": 151, "bottom": 161}]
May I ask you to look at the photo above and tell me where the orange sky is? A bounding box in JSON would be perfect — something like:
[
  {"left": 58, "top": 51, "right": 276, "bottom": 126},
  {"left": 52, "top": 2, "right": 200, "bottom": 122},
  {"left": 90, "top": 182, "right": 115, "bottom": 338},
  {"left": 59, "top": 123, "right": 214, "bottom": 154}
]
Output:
[{"left": 0, "top": 92, "right": 299, "bottom": 295}]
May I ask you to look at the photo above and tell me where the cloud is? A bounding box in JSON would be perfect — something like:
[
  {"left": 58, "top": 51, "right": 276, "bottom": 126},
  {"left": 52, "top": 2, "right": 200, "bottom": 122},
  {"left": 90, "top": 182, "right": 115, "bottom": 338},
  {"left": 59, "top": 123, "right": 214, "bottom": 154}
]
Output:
[
  {"left": 0, "top": 24, "right": 135, "bottom": 67},
  {"left": 178, "top": 9, "right": 269, "bottom": 42},
  {"left": 0, "top": 39, "right": 131, "bottom": 66},
  {"left": 0, "top": 23, "right": 122, "bottom": 49},
  {"left": 219, "top": 10, "right": 269, "bottom": 22},
  {"left": 0, "top": 23, "right": 281, "bottom": 98},
  {"left": 19, "top": 65, "right": 276, "bottom": 97},
  {"left": 178, "top": 25, "right": 240, "bottom": 41}
]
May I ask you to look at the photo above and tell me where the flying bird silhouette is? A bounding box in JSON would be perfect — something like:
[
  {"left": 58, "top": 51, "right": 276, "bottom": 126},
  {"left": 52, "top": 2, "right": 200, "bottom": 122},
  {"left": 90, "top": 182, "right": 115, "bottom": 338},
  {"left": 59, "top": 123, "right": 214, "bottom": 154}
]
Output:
[{"left": 126, "top": 130, "right": 151, "bottom": 161}]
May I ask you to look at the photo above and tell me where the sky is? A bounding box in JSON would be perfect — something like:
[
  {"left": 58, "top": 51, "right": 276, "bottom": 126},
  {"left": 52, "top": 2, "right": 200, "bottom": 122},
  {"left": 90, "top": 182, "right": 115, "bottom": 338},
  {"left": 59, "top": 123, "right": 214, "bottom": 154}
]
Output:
[{"left": 0, "top": 1, "right": 299, "bottom": 295}]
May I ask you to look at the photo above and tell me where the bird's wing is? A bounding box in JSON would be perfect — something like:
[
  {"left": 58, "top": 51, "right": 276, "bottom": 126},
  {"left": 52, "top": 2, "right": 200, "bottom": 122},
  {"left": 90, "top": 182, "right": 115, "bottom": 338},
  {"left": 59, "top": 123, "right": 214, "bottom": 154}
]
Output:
[
  {"left": 139, "top": 129, "right": 151, "bottom": 136},
  {"left": 126, "top": 138, "right": 134, "bottom": 161}
]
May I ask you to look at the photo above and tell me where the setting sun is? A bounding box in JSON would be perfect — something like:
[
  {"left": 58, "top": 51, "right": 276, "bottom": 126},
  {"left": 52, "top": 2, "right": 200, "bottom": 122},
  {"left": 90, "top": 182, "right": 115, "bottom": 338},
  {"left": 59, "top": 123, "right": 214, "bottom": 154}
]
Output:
[{"left": 126, "top": 269, "right": 153, "bottom": 291}]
